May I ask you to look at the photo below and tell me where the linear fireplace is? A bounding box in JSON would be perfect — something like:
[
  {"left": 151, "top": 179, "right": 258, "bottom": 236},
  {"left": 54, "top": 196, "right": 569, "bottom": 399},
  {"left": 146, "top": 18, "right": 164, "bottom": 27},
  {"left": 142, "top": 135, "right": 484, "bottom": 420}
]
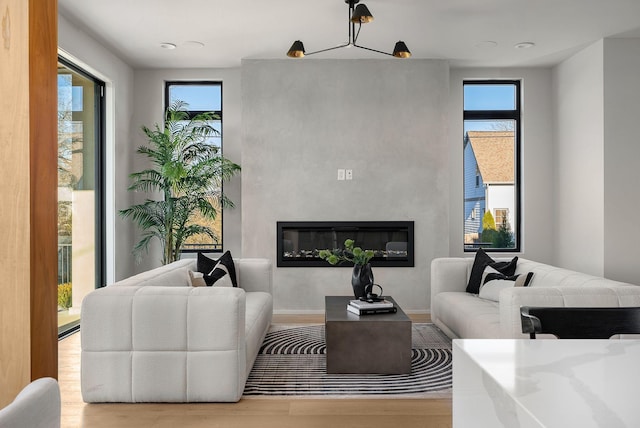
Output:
[{"left": 277, "top": 221, "right": 414, "bottom": 267}]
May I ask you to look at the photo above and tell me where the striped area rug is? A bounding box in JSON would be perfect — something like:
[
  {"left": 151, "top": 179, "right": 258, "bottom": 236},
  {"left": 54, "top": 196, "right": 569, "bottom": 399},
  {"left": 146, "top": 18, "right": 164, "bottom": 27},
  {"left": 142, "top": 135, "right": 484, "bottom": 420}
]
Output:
[{"left": 243, "top": 323, "right": 452, "bottom": 398}]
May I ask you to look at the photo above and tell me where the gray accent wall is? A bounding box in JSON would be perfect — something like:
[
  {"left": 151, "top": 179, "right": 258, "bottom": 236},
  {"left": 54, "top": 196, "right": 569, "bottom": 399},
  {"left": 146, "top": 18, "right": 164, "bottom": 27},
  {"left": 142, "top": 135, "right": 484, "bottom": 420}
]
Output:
[{"left": 241, "top": 59, "right": 450, "bottom": 312}]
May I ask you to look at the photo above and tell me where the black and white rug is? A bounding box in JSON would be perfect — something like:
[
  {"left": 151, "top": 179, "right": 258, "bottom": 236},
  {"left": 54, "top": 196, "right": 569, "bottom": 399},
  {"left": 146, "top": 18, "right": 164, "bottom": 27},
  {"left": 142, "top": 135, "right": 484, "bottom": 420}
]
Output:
[{"left": 243, "top": 323, "right": 452, "bottom": 398}]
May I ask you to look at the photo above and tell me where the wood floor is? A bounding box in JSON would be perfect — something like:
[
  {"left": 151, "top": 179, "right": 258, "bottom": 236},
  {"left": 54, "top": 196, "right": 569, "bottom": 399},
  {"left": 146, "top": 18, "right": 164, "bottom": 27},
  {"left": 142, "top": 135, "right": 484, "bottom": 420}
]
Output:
[{"left": 59, "top": 314, "right": 452, "bottom": 428}]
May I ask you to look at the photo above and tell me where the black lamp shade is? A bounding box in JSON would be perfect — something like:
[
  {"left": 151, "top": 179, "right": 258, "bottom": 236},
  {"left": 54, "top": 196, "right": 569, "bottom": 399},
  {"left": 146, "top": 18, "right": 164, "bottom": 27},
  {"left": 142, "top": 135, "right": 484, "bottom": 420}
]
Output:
[
  {"left": 351, "top": 4, "right": 374, "bottom": 23},
  {"left": 393, "top": 41, "right": 411, "bottom": 58},
  {"left": 287, "top": 40, "right": 305, "bottom": 58}
]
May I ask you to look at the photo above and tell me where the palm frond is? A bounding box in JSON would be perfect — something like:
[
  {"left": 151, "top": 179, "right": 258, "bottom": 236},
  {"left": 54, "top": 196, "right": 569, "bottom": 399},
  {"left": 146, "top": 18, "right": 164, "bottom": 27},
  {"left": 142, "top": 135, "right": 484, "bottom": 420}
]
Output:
[{"left": 122, "top": 99, "right": 240, "bottom": 264}]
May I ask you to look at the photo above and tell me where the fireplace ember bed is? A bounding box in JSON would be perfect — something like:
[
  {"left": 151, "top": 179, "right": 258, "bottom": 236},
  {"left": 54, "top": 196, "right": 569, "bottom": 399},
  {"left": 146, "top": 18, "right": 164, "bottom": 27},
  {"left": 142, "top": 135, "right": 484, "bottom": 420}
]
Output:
[{"left": 277, "top": 221, "right": 414, "bottom": 267}]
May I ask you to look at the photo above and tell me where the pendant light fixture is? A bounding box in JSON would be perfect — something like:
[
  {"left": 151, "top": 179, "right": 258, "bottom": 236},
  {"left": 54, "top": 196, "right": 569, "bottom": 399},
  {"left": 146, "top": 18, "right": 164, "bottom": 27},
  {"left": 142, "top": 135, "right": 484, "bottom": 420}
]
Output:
[{"left": 287, "top": 0, "right": 411, "bottom": 59}]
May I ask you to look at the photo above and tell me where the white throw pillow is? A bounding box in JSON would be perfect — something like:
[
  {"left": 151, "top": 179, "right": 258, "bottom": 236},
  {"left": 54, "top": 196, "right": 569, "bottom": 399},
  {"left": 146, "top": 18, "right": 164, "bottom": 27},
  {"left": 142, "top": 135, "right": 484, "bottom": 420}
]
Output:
[
  {"left": 479, "top": 278, "right": 515, "bottom": 301},
  {"left": 188, "top": 270, "right": 207, "bottom": 287},
  {"left": 479, "top": 267, "right": 534, "bottom": 302}
]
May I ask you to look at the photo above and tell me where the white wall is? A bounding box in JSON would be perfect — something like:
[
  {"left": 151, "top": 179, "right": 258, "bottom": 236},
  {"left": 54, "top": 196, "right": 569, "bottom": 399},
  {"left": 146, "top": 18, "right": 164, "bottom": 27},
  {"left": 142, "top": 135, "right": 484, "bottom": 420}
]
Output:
[
  {"left": 552, "top": 41, "right": 605, "bottom": 276},
  {"left": 551, "top": 38, "right": 640, "bottom": 285},
  {"left": 241, "top": 59, "right": 450, "bottom": 313},
  {"left": 602, "top": 38, "right": 640, "bottom": 284},
  {"left": 58, "top": 13, "right": 135, "bottom": 283},
  {"left": 448, "top": 68, "right": 555, "bottom": 263},
  {"left": 486, "top": 185, "right": 515, "bottom": 230},
  {"left": 131, "top": 68, "right": 243, "bottom": 273},
  {"left": 58, "top": 11, "right": 246, "bottom": 278}
]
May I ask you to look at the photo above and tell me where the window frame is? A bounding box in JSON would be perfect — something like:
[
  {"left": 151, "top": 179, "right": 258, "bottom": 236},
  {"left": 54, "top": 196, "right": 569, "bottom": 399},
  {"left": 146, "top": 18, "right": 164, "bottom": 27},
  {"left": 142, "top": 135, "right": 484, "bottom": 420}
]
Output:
[
  {"left": 463, "top": 79, "right": 521, "bottom": 253},
  {"left": 164, "top": 81, "right": 224, "bottom": 254},
  {"left": 165, "top": 81, "right": 223, "bottom": 120},
  {"left": 57, "top": 56, "right": 106, "bottom": 338}
]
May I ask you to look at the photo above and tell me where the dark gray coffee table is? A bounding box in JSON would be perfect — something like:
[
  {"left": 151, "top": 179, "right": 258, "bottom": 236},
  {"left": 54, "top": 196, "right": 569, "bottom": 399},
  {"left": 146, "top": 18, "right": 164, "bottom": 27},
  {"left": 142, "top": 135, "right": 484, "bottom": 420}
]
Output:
[{"left": 324, "top": 295, "right": 412, "bottom": 374}]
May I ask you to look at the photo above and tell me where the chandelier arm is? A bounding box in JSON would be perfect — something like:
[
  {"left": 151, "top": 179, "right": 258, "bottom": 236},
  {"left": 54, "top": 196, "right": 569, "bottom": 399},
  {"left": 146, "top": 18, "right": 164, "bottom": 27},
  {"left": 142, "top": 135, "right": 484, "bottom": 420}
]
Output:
[
  {"left": 348, "top": 2, "right": 354, "bottom": 44},
  {"left": 353, "top": 22, "right": 362, "bottom": 44},
  {"left": 305, "top": 43, "right": 352, "bottom": 56},
  {"left": 353, "top": 43, "right": 394, "bottom": 57}
]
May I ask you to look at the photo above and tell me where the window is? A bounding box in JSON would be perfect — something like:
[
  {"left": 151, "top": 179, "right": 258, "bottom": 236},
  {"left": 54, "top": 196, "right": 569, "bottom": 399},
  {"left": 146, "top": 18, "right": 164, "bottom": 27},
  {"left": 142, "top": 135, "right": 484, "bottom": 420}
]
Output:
[
  {"left": 463, "top": 81, "right": 520, "bottom": 251},
  {"left": 494, "top": 209, "right": 508, "bottom": 227},
  {"left": 165, "top": 81, "right": 223, "bottom": 252},
  {"left": 57, "top": 58, "right": 105, "bottom": 338}
]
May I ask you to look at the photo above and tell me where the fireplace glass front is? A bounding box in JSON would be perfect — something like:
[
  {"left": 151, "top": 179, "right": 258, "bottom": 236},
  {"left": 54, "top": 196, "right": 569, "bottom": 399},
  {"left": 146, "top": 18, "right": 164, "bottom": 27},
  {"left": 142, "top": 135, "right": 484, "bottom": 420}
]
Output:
[{"left": 277, "top": 221, "right": 414, "bottom": 267}]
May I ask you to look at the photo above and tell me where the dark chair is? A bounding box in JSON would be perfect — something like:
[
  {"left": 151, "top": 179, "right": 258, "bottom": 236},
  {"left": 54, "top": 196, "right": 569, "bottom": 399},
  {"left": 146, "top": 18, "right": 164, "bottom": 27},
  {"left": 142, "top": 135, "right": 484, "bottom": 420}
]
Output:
[{"left": 520, "top": 306, "right": 640, "bottom": 339}]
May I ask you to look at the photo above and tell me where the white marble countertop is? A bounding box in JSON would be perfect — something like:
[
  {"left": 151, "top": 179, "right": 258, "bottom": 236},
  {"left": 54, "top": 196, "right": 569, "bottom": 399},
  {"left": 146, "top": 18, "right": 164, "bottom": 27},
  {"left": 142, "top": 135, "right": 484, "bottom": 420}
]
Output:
[{"left": 453, "top": 339, "right": 640, "bottom": 428}]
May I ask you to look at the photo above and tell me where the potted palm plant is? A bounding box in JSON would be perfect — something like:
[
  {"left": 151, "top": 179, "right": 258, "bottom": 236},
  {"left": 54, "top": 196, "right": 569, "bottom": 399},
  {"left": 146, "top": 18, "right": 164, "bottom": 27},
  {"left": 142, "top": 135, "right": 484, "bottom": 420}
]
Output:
[{"left": 120, "top": 100, "right": 240, "bottom": 264}]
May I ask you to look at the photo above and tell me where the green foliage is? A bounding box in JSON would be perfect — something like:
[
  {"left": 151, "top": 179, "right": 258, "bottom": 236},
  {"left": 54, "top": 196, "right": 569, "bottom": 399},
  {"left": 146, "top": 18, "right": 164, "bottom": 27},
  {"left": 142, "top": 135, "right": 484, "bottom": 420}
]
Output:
[
  {"left": 481, "top": 228, "right": 497, "bottom": 245},
  {"left": 480, "top": 211, "right": 496, "bottom": 244},
  {"left": 482, "top": 210, "right": 496, "bottom": 231},
  {"left": 58, "top": 283, "right": 72, "bottom": 309},
  {"left": 318, "top": 239, "right": 375, "bottom": 266},
  {"left": 492, "top": 218, "right": 515, "bottom": 248},
  {"left": 120, "top": 101, "right": 241, "bottom": 264}
]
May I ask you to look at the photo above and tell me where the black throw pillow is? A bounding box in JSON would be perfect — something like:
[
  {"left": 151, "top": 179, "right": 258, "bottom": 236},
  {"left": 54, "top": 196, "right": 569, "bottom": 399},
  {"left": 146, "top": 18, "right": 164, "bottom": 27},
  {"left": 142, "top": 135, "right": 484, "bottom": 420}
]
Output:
[
  {"left": 197, "top": 252, "right": 217, "bottom": 276},
  {"left": 197, "top": 251, "right": 238, "bottom": 287},
  {"left": 466, "top": 248, "right": 518, "bottom": 294}
]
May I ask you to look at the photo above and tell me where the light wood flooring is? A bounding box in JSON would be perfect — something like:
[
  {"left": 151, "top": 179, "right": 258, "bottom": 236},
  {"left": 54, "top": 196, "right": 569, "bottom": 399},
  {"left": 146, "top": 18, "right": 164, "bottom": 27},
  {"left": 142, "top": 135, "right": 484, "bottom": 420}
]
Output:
[{"left": 59, "top": 314, "right": 452, "bottom": 428}]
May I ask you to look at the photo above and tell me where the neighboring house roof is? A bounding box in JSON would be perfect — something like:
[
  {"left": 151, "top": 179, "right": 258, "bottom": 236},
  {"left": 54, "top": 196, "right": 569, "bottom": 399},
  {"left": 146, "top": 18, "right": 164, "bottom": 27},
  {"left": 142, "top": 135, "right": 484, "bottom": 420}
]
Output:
[{"left": 466, "top": 131, "right": 514, "bottom": 184}]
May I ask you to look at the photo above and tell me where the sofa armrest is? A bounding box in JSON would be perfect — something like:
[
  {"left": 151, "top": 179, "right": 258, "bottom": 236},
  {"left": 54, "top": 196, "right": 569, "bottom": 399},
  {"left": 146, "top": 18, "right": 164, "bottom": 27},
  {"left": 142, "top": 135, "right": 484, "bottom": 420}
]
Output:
[
  {"left": 499, "top": 285, "right": 640, "bottom": 338},
  {"left": 430, "top": 258, "right": 472, "bottom": 298},
  {"left": 236, "top": 258, "right": 272, "bottom": 294},
  {"left": 0, "top": 378, "right": 60, "bottom": 428},
  {"left": 112, "top": 259, "right": 194, "bottom": 287}
]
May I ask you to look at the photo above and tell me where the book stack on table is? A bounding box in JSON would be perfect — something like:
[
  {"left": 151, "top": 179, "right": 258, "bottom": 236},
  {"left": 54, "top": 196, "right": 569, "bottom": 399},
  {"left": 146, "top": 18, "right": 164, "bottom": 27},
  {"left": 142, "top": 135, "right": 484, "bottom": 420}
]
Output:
[{"left": 347, "top": 299, "right": 397, "bottom": 316}]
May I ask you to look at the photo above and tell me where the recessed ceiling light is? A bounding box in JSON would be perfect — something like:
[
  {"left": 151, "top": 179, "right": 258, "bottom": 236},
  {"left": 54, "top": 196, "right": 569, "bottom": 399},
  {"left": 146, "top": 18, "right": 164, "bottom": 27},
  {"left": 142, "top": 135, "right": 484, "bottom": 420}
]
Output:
[
  {"left": 183, "top": 41, "right": 205, "bottom": 48},
  {"left": 474, "top": 41, "right": 498, "bottom": 48},
  {"left": 514, "top": 42, "right": 535, "bottom": 49},
  {"left": 160, "top": 42, "right": 177, "bottom": 50}
]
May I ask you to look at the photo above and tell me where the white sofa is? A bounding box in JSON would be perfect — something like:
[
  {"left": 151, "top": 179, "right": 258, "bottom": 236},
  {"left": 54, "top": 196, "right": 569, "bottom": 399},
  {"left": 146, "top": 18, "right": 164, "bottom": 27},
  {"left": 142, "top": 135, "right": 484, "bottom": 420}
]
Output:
[
  {"left": 81, "top": 258, "right": 273, "bottom": 403},
  {"left": 431, "top": 257, "right": 640, "bottom": 339}
]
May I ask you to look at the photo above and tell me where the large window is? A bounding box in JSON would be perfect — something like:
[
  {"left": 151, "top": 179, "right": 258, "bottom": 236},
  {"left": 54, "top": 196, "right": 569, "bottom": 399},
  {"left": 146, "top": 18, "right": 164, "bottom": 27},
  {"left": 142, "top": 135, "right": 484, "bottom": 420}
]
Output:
[
  {"left": 463, "top": 81, "right": 521, "bottom": 252},
  {"left": 165, "top": 81, "right": 223, "bottom": 252},
  {"left": 57, "top": 58, "right": 105, "bottom": 337}
]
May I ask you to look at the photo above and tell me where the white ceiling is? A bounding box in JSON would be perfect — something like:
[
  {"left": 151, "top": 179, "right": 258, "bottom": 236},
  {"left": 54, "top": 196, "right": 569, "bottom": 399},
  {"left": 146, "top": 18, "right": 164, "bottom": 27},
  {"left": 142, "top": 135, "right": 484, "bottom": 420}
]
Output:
[{"left": 58, "top": 0, "right": 640, "bottom": 69}]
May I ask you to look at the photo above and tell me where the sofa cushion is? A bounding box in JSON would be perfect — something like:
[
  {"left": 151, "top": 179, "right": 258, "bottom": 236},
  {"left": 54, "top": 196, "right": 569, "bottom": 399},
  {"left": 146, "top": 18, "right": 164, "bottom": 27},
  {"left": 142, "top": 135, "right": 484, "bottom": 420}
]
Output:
[
  {"left": 244, "top": 292, "right": 273, "bottom": 373},
  {"left": 466, "top": 248, "right": 518, "bottom": 294},
  {"left": 433, "top": 291, "right": 503, "bottom": 338}
]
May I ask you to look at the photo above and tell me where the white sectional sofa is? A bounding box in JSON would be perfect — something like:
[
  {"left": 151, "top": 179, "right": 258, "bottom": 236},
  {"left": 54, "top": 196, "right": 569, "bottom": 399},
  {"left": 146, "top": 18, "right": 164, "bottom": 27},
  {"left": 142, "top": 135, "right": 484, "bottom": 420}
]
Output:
[
  {"left": 81, "top": 258, "right": 273, "bottom": 403},
  {"left": 431, "top": 257, "right": 640, "bottom": 339}
]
